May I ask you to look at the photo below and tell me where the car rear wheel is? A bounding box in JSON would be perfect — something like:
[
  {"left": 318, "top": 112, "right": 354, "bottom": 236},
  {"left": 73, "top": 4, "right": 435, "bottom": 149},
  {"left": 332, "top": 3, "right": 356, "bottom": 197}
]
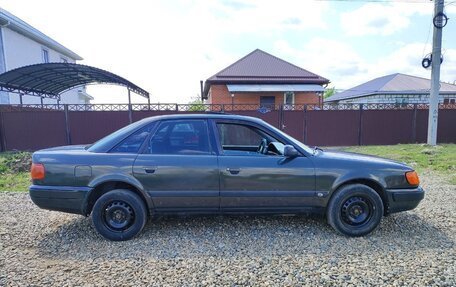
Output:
[
  {"left": 92, "top": 189, "right": 147, "bottom": 241},
  {"left": 327, "top": 184, "right": 384, "bottom": 237}
]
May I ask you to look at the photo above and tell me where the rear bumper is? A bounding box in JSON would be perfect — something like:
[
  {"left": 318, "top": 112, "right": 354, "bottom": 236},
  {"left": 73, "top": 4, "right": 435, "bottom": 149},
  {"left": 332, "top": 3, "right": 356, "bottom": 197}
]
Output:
[
  {"left": 29, "top": 185, "right": 92, "bottom": 215},
  {"left": 386, "top": 186, "right": 425, "bottom": 214}
]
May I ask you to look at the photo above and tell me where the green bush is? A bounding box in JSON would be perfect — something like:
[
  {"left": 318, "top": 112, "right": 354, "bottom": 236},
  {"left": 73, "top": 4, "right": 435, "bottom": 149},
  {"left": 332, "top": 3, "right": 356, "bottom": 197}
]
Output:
[{"left": 2, "top": 152, "right": 32, "bottom": 173}]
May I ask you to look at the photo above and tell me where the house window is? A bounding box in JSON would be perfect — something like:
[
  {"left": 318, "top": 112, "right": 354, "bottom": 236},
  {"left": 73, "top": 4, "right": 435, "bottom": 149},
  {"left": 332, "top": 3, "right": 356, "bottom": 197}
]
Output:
[
  {"left": 284, "top": 92, "right": 295, "bottom": 105},
  {"left": 260, "top": 96, "right": 275, "bottom": 109},
  {"left": 450, "top": 99, "right": 456, "bottom": 104},
  {"left": 61, "top": 57, "right": 68, "bottom": 63},
  {"left": 443, "top": 98, "right": 450, "bottom": 104},
  {"left": 284, "top": 92, "right": 295, "bottom": 110},
  {"left": 42, "top": 49, "right": 50, "bottom": 63},
  {"left": 395, "top": 98, "right": 408, "bottom": 106}
]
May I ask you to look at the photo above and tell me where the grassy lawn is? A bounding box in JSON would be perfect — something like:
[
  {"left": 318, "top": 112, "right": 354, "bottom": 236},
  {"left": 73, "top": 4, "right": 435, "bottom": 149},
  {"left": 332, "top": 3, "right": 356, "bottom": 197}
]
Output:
[
  {"left": 0, "top": 144, "right": 455, "bottom": 192},
  {"left": 0, "top": 152, "right": 32, "bottom": 192},
  {"left": 342, "top": 144, "right": 456, "bottom": 185}
]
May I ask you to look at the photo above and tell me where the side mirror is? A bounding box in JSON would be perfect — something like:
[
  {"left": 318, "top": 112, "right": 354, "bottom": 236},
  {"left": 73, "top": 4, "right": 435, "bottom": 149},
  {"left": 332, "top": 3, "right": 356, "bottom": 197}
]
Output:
[{"left": 283, "top": 145, "right": 299, "bottom": 157}]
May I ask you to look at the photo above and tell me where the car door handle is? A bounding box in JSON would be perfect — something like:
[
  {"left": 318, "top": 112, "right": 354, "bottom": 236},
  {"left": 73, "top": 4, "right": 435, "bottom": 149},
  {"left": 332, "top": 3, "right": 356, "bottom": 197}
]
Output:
[
  {"left": 144, "top": 167, "right": 157, "bottom": 174},
  {"left": 226, "top": 168, "right": 240, "bottom": 175}
]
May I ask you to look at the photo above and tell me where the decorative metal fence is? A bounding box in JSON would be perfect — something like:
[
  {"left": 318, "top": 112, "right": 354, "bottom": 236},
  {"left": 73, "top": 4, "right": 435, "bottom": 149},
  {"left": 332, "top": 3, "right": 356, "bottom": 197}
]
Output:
[
  {"left": 1, "top": 103, "right": 456, "bottom": 112},
  {"left": 0, "top": 103, "right": 455, "bottom": 151}
]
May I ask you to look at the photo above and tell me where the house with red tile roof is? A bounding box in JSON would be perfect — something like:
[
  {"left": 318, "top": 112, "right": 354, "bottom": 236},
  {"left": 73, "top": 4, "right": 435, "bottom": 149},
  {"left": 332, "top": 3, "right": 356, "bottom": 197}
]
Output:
[{"left": 203, "top": 49, "right": 330, "bottom": 108}]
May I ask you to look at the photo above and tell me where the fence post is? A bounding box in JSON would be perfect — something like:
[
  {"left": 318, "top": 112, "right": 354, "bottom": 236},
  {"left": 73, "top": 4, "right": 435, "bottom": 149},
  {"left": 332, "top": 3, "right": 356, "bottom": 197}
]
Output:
[
  {"left": 0, "top": 110, "right": 5, "bottom": 152},
  {"left": 358, "top": 104, "right": 364, "bottom": 146},
  {"left": 279, "top": 104, "right": 284, "bottom": 130},
  {"left": 303, "top": 105, "right": 308, "bottom": 144},
  {"left": 127, "top": 89, "right": 133, "bottom": 123},
  {"left": 64, "top": 104, "right": 72, "bottom": 145},
  {"left": 411, "top": 104, "right": 417, "bottom": 143}
]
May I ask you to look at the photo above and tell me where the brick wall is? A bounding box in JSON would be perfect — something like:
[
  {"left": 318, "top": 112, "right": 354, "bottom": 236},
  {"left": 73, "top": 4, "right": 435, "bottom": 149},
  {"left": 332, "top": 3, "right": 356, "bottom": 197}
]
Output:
[{"left": 208, "top": 85, "right": 321, "bottom": 105}]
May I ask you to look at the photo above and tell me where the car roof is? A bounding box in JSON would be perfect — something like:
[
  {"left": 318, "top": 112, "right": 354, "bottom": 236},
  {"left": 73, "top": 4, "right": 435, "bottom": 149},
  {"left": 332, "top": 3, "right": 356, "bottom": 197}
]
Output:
[{"left": 143, "top": 113, "right": 265, "bottom": 123}]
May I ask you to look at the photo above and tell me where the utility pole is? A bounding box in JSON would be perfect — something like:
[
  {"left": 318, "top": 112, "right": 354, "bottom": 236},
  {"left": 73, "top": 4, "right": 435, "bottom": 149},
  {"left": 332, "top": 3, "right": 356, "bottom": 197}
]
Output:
[{"left": 427, "top": 0, "right": 445, "bottom": 146}]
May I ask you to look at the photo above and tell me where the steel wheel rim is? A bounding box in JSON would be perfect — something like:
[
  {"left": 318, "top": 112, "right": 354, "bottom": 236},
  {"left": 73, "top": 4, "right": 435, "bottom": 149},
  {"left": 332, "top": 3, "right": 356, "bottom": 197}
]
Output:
[
  {"left": 341, "top": 196, "right": 373, "bottom": 226},
  {"left": 103, "top": 200, "right": 135, "bottom": 231}
]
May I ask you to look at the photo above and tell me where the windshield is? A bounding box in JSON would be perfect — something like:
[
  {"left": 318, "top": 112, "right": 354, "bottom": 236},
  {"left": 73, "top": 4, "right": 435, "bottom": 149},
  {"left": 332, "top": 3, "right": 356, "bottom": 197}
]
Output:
[
  {"left": 87, "top": 118, "right": 150, "bottom": 152},
  {"left": 260, "top": 120, "right": 314, "bottom": 155}
]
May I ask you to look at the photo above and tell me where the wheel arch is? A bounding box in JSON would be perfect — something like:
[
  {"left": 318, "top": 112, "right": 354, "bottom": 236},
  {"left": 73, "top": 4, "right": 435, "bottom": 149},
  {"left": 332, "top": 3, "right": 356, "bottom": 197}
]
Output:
[
  {"left": 330, "top": 178, "right": 388, "bottom": 214},
  {"left": 83, "top": 180, "right": 152, "bottom": 216}
]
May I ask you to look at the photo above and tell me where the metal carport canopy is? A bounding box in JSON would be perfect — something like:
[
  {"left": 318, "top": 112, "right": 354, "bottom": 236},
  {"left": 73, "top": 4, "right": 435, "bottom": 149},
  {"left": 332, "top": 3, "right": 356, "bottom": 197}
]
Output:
[{"left": 0, "top": 63, "right": 149, "bottom": 99}]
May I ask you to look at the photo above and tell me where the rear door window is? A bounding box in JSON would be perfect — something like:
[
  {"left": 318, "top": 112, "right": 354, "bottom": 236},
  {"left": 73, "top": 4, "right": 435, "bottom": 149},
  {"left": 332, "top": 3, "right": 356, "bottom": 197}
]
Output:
[{"left": 148, "top": 120, "right": 211, "bottom": 155}]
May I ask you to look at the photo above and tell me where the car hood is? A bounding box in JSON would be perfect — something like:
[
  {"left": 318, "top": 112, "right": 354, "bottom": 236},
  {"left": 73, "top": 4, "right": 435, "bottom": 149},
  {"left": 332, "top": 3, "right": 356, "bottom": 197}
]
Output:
[{"left": 317, "top": 150, "right": 412, "bottom": 170}]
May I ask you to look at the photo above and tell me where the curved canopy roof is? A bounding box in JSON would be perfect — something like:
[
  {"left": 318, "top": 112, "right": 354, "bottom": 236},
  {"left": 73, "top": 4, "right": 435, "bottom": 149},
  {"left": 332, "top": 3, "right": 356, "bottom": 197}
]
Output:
[{"left": 0, "top": 63, "right": 149, "bottom": 99}]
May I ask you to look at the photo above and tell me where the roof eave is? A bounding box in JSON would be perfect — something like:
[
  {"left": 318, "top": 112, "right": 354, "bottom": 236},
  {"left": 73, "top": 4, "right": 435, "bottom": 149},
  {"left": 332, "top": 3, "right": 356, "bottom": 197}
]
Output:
[
  {"left": 0, "top": 10, "right": 83, "bottom": 61},
  {"left": 206, "top": 78, "right": 329, "bottom": 85},
  {"left": 203, "top": 78, "right": 329, "bottom": 99},
  {"left": 325, "top": 90, "right": 456, "bottom": 102}
]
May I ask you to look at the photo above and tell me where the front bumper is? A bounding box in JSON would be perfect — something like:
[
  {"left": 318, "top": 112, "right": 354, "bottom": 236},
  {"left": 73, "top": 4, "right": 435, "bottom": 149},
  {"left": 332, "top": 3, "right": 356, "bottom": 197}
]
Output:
[
  {"left": 386, "top": 186, "right": 425, "bottom": 214},
  {"left": 29, "top": 185, "right": 92, "bottom": 215}
]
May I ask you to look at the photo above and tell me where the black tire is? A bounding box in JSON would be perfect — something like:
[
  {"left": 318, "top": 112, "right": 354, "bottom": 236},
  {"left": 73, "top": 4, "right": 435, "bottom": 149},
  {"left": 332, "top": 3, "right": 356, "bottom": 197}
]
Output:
[
  {"left": 327, "top": 184, "right": 384, "bottom": 237},
  {"left": 92, "top": 189, "right": 147, "bottom": 241}
]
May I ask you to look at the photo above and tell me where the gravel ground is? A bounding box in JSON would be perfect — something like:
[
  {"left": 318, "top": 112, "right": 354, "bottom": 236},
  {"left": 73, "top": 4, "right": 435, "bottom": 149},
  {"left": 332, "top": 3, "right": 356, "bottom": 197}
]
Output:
[{"left": 1, "top": 171, "right": 455, "bottom": 286}]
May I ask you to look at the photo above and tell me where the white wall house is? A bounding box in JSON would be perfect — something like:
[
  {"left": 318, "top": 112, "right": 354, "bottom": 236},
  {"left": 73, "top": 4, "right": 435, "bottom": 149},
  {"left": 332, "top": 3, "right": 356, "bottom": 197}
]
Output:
[
  {"left": 0, "top": 8, "right": 92, "bottom": 104},
  {"left": 325, "top": 73, "right": 456, "bottom": 105}
]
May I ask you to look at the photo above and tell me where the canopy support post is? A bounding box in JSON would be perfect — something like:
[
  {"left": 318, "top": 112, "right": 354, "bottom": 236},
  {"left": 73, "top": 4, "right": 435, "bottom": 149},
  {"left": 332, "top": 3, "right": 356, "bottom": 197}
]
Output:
[
  {"left": 19, "top": 93, "right": 23, "bottom": 105},
  {"left": 128, "top": 89, "right": 133, "bottom": 124},
  {"left": 147, "top": 96, "right": 151, "bottom": 111},
  {"left": 40, "top": 97, "right": 44, "bottom": 108}
]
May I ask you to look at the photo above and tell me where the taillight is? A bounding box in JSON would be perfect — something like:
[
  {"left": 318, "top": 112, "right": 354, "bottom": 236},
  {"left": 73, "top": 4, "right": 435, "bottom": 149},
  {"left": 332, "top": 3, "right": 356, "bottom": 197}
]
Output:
[
  {"left": 405, "top": 171, "right": 420, "bottom": 186},
  {"left": 31, "top": 163, "right": 45, "bottom": 180}
]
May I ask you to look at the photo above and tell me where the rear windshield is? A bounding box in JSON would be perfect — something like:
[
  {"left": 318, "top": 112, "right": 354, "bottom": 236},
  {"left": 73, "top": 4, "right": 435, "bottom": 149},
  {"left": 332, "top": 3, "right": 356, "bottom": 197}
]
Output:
[{"left": 87, "top": 119, "right": 151, "bottom": 153}]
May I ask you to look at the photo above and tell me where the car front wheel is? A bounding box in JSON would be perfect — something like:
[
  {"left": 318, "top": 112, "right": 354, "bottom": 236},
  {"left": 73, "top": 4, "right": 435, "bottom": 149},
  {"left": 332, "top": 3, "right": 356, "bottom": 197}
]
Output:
[
  {"left": 327, "top": 184, "right": 384, "bottom": 237},
  {"left": 92, "top": 189, "right": 147, "bottom": 241}
]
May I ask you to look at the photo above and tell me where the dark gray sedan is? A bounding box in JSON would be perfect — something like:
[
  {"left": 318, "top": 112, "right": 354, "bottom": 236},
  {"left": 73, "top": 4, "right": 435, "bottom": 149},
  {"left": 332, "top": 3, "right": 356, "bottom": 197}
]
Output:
[{"left": 29, "top": 114, "right": 424, "bottom": 241}]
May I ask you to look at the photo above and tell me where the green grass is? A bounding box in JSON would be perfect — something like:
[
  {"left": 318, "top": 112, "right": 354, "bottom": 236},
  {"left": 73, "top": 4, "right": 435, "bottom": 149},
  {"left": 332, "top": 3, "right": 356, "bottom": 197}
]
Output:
[
  {"left": 342, "top": 144, "right": 456, "bottom": 185},
  {"left": 0, "top": 172, "right": 31, "bottom": 191},
  {"left": 0, "top": 152, "right": 32, "bottom": 192}
]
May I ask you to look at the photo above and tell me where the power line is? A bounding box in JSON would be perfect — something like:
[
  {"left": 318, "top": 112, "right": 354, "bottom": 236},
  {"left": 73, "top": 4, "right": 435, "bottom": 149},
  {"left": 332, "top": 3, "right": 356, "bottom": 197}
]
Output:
[
  {"left": 314, "top": 0, "right": 432, "bottom": 3},
  {"left": 422, "top": 14, "right": 434, "bottom": 57}
]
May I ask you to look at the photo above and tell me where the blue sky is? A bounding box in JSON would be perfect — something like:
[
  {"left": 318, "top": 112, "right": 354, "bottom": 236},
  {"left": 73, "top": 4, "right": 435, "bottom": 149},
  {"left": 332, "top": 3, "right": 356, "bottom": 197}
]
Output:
[{"left": 1, "top": 0, "right": 455, "bottom": 103}]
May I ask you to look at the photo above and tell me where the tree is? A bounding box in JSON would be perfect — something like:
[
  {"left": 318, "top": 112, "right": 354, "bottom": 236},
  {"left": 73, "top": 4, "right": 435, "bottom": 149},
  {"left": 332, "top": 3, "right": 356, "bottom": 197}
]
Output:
[
  {"left": 187, "top": 96, "right": 206, "bottom": 111},
  {"left": 323, "top": 87, "right": 336, "bottom": 99}
]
